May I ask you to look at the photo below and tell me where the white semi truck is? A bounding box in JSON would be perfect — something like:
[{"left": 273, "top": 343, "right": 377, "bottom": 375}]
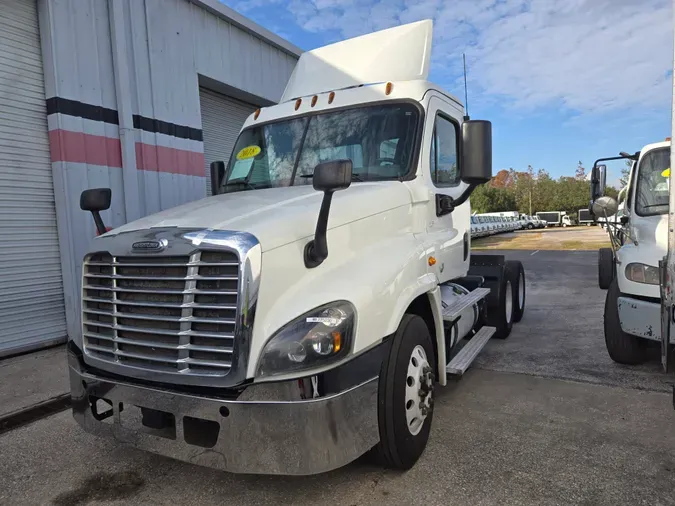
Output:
[
  {"left": 590, "top": 141, "right": 671, "bottom": 365},
  {"left": 68, "top": 21, "right": 528, "bottom": 475}
]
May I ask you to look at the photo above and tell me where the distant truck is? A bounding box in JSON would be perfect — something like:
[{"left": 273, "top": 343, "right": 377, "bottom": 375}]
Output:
[
  {"left": 578, "top": 209, "right": 595, "bottom": 226},
  {"left": 536, "top": 211, "right": 572, "bottom": 227}
]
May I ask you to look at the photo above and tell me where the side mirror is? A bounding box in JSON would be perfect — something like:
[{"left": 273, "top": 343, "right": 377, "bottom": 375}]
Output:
[
  {"left": 460, "top": 120, "right": 492, "bottom": 185},
  {"left": 304, "top": 160, "right": 352, "bottom": 268},
  {"left": 312, "top": 159, "right": 352, "bottom": 192},
  {"left": 80, "top": 188, "right": 111, "bottom": 236},
  {"left": 592, "top": 196, "right": 618, "bottom": 219},
  {"left": 210, "top": 161, "right": 225, "bottom": 195},
  {"left": 80, "top": 188, "right": 111, "bottom": 212},
  {"left": 590, "top": 163, "right": 607, "bottom": 202}
]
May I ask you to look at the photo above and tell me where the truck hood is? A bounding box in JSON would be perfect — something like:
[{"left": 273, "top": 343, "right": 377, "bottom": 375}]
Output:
[{"left": 108, "top": 183, "right": 413, "bottom": 251}]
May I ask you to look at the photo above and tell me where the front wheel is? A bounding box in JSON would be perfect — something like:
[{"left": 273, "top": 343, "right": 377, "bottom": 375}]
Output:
[{"left": 376, "top": 314, "right": 435, "bottom": 470}]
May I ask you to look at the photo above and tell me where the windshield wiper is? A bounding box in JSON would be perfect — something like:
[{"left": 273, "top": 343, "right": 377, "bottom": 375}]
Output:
[
  {"left": 299, "top": 173, "right": 366, "bottom": 182},
  {"left": 222, "top": 179, "right": 255, "bottom": 191}
]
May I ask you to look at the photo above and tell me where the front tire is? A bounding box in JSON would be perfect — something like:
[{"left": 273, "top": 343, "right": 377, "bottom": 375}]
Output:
[
  {"left": 604, "top": 280, "right": 647, "bottom": 365},
  {"left": 598, "top": 248, "right": 614, "bottom": 290},
  {"left": 376, "top": 314, "right": 435, "bottom": 470}
]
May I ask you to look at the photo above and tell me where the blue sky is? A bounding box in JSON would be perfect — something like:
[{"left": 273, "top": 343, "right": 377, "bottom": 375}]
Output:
[{"left": 222, "top": 0, "right": 673, "bottom": 187}]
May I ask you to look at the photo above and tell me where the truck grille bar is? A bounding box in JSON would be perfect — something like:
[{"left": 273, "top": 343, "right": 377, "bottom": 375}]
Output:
[{"left": 82, "top": 251, "right": 239, "bottom": 377}]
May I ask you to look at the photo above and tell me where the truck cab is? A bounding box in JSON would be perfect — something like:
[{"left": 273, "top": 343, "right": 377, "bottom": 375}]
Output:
[
  {"left": 68, "top": 20, "right": 527, "bottom": 475},
  {"left": 592, "top": 141, "right": 670, "bottom": 364}
]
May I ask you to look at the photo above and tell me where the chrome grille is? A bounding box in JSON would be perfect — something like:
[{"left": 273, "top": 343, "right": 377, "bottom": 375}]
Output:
[{"left": 82, "top": 251, "right": 239, "bottom": 376}]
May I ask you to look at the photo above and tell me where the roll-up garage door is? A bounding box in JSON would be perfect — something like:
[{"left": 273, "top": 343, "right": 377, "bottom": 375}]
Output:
[
  {"left": 0, "top": 0, "right": 67, "bottom": 356},
  {"left": 199, "top": 88, "right": 257, "bottom": 195}
]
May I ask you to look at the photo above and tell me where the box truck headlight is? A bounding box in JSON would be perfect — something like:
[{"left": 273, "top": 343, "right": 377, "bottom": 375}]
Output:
[
  {"left": 256, "top": 301, "right": 356, "bottom": 378},
  {"left": 625, "top": 263, "right": 660, "bottom": 285}
]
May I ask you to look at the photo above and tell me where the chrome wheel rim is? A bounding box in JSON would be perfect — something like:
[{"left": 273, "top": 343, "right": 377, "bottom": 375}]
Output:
[
  {"left": 405, "top": 345, "right": 433, "bottom": 436},
  {"left": 505, "top": 280, "right": 513, "bottom": 323}
]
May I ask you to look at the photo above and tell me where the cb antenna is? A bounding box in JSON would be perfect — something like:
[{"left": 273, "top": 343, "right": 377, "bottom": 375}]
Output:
[{"left": 463, "top": 53, "right": 470, "bottom": 121}]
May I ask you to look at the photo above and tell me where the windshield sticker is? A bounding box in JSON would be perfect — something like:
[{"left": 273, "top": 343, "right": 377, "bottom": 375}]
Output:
[
  {"left": 229, "top": 158, "right": 254, "bottom": 180},
  {"left": 662, "top": 167, "right": 670, "bottom": 178},
  {"left": 236, "top": 145, "right": 261, "bottom": 160}
]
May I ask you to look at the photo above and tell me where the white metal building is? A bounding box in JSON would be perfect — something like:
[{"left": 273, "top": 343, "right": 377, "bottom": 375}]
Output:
[{"left": 0, "top": 0, "right": 301, "bottom": 356}]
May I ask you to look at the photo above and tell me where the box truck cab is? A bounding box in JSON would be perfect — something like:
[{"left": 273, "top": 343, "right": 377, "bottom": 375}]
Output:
[
  {"left": 591, "top": 141, "right": 671, "bottom": 364},
  {"left": 68, "top": 21, "right": 527, "bottom": 475}
]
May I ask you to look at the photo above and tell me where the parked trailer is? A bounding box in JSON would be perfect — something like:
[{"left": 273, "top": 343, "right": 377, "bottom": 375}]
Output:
[
  {"left": 69, "top": 20, "right": 528, "bottom": 475},
  {"left": 536, "top": 211, "right": 572, "bottom": 227},
  {"left": 578, "top": 209, "right": 595, "bottom": 226}
]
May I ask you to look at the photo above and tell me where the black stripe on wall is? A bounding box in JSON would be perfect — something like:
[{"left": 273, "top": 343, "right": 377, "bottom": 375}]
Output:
[
  {"left": 46, "top": 96, "right": 119, "bottom": 124},
  {"left": 132, "top": 115, "right": 203, "bottom": 142},
  {"left": 46, "top": 96, "right": 203, "bottom": 142}
]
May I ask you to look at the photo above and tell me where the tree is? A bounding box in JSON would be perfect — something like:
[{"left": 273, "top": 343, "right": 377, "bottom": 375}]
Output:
[
  {"left": 491, "top": 169, "right": 514, "bottom": 188},
  {"left": 575, "top": 161, "right": 586, "bottom": 181},
  {"left": 619, "top": 159, "right": 632, "bottom": 188}
]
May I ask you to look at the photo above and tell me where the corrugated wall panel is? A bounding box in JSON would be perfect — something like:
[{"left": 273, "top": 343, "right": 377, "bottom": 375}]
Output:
[
  {"left": 199, "top": 88, "right": 257, "bottom": 195},
  {"left": 38, "top": 0, "right": 298, "bottom": 343},
  {"left": 0, "top": 0, "right": 66, "bottom": 355}
]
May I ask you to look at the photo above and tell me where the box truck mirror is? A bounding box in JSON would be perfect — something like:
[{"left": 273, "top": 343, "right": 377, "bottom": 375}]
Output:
[
  {"left": 304, "top": 159, "right": 353, "bottom": 268},
  {"left": 80, "top": 188, "right": 111, "bottom": 236},
  {"left": 590, "top": 163, "right": 607, "bottom": 201}
]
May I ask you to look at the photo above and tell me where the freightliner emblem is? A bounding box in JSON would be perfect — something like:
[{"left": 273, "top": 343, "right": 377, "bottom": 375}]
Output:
[{"left": 132, "top": 239, "right": 168, "bottom": 251}]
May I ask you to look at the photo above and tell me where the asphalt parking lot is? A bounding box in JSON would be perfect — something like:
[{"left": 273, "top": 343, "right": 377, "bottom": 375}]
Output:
[{"left": 2, "top": 249, "right": 675, "bottom": 506}]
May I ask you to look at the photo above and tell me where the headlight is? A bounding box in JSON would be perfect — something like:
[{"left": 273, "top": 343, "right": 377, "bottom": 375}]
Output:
[
  {"left": 625, "top": 263, "right": 660, "bottom": 285},
  {"left": 256, "top": 301, "right": 356, "bottom": 378}
]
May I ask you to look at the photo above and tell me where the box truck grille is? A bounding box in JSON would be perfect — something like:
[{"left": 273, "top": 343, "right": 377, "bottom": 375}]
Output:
[{"left": 82, "top": 251, "right": 239, "bottom": 376}]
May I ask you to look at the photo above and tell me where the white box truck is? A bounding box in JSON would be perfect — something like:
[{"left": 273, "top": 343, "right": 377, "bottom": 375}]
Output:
[
  {"left": 536, "top": 211, "right": 572, "bottom": 227},
  {"left": 68, "top": 21, "right": 527, "bottom": 475},
  {"left": 578, "top": 208, "right": 595, "bottom": 226}
]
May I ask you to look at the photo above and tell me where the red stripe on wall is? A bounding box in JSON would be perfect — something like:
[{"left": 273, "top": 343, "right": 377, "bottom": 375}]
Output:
[
  {"left": 49, "top": 129, "right": 122, "bottom": 167},
  {"left": 48, "top": 129, "right": 205, "bottom": 177},
  {"left": 135, "top": 143, "right": 205, "bottom": 177}
]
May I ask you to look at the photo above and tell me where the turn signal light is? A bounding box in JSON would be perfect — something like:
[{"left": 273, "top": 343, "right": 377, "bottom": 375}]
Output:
[{"left": 428, "top": 256, "right": 436, "bottom": 266}]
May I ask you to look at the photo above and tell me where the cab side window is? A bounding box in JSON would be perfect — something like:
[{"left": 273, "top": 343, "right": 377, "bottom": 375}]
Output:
[{"left": 430, "top": 115, "right": 460, "bottom": 187}]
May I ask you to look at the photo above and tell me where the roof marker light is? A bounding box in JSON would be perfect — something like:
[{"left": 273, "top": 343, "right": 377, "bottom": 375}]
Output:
[
  {"left": 385, "top": 82, "right": 393, "bottom": 95},
  {"left": 254, "top": 109, "right": 261, "bottom": 120},
  {"left": 295, "top": 98, "right": 302, "bottom": 110},
  {"left": 311, "top": 95, "right": 318, "bottom": 107},
  {"left": 328, "top": 91, "right": 335, "bottom": 104}
]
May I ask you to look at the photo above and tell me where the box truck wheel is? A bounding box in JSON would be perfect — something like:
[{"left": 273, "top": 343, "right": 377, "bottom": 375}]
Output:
[
  {"left": 487, "top": 270, "right": 513, "bottom": 339},
  {"left": 598, "top": 248, "right": 614, "bottom": 290},
  {"left": 506, "top": 260, "right": 526, "bottom": 323},
  {"left": 376, "top": 314, "right": 435, "bottom": 470},
  {"left": 604, "top": 279, "right": 647, "bottom": 365}
]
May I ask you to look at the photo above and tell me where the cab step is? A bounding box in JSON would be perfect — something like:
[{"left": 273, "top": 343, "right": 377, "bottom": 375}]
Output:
[
  {"left": 442, "top": 287, "right": 491, "bottom": 322},
  {"left": 445, "top": 326, "right": 496, "bottom": 376}
]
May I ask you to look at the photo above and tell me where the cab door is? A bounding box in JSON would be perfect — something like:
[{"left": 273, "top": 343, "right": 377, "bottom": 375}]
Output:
[{"left": 423, "top": 95, "right": 471, "bottom": 283}]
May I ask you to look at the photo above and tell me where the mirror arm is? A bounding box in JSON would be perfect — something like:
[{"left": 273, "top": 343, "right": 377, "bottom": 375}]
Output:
[
  {"left": 437, "top": 183, "right": 477, "bottom": 216},
  {"left": 304, "top": 191, "right": 334, "bottom": 268},
  {"left": 91, "top": 210, "right": 107, "bottom": 236}
]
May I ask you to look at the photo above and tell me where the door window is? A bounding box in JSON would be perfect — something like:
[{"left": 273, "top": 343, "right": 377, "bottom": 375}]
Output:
[{"left": 430, "top": 115, "right": 460, "bottom": 187}]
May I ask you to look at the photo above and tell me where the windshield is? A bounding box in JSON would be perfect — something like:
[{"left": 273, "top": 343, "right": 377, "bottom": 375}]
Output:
[
  {"left": 217, "top": 103, "right": 420, "bottom": 193},
  {"left": 635, "top": 147, "right": 669, "bottom": 216}
]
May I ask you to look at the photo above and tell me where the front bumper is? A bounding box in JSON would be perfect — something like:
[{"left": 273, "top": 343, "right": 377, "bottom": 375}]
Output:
[
  {"left": 68, "top": 351, "right": 380, "bottom": 475},
  {"left": 617, "top": 296, "right": 674, "bottom": 342}
]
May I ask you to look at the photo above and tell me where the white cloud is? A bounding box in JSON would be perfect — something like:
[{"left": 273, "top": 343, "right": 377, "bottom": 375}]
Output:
[{"left": 232, "top": 0, "right": 673, "bottom": 117}]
